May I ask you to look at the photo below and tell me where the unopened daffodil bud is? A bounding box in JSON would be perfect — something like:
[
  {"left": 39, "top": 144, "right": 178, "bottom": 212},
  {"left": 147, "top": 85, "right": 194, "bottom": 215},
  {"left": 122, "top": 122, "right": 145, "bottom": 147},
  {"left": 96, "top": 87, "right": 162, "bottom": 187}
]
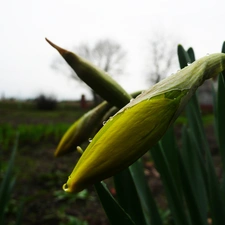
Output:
[
  {"left": 63, "top": 53, "right": 225, "bottom": 193},
  {"left": 55, "top": 101, "right": 112, "bottom": 157},
  {"left": 46, "top": 38, "right": 131, "bottom": 108}
]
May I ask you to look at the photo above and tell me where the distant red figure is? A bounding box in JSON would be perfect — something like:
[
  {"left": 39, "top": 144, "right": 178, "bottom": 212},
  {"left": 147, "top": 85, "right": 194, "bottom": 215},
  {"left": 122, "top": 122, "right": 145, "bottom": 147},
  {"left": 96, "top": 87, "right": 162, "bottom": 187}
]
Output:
[{"left": 80, "top": 94, "right": 87, "bottom": 109}]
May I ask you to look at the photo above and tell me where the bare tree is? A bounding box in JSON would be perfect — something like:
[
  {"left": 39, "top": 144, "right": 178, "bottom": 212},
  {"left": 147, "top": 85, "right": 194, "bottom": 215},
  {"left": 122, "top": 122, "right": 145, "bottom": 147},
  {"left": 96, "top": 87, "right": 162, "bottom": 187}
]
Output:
[
  {"left": 77, "top": 39, "right": 126, "bottom": 76},
  {"left": 147, "top": 33, "right": 179, "bottom": 84},
  {"left": 51, "top": 39, "right": 126, "bottom": 104}
]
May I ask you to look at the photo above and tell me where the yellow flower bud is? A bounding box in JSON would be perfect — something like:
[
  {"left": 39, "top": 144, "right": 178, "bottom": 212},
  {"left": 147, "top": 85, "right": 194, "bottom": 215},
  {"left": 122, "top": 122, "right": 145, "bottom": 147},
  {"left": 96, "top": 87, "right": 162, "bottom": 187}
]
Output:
[
  {"left": 63, "top": 53, "right": 225, "bottom": 193},
  {"left": 55, "top": 101, "right": 111, "bottom": 157}
]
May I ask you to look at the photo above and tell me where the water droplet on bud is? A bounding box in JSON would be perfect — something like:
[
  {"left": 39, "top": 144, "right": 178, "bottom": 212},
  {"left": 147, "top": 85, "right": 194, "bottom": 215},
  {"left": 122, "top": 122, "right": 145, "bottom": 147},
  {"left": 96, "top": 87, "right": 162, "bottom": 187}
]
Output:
[{"left": 63, "top": 183, "right": 69, "bottom": 191}]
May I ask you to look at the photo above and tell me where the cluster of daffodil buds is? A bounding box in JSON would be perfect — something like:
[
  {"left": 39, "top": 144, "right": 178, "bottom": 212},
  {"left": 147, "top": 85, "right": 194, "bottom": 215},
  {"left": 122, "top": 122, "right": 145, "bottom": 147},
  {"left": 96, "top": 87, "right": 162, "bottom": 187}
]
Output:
[
  {"left": 46, "top": 39, "right": 225, "bottom": 193},
  {"left": 64, "top": 54, "right": 225, "bottom": 193},
  {"left": 54, "top": 91, "right": 142, "bottom": 157}
]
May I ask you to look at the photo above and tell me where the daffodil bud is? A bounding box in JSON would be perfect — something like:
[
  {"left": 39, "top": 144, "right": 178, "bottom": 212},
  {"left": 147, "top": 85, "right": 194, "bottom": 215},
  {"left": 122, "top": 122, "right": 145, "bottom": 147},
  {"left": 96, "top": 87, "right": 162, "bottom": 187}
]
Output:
[
  {"left": 55, "top": 101, "right": 112, "bottom": 157},
  {"left": 45, "top": 38, "right": 131, "bottom": 108},
  {"left": 55, "top": 90, "right": 143, "bottom": 157},
  {"left": 63, "top": 53, "right": 225, "bottom": 193}
]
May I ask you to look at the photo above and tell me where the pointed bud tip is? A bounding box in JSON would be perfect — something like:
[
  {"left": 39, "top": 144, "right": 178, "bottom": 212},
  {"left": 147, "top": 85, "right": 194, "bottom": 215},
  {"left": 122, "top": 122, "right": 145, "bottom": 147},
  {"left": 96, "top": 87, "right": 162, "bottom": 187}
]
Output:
[{"left": 45, "top": 38, "right": 68, "bottom": 55}]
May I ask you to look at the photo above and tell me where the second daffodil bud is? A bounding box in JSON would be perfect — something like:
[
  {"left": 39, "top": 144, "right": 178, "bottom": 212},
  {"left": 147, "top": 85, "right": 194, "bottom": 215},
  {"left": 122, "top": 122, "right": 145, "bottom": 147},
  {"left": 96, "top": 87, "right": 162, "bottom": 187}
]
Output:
[{"left": 63, "top": 53, "right": 225, "bottom": 193}]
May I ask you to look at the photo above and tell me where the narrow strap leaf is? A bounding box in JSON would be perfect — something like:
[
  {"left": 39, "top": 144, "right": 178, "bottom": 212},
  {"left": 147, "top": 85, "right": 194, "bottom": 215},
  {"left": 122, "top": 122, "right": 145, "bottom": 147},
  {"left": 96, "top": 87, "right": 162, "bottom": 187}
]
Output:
[{"left": 94, "top": 182, "right": 135, "bottom": 225}]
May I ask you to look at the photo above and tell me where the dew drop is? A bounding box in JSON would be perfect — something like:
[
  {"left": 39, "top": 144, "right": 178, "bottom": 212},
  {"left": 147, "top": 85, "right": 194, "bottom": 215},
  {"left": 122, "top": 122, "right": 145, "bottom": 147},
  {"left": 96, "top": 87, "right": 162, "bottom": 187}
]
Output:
[
  {"left": 103, "top": 121, "right": 107, "bottom": 125},
  {"left": 187, "top": 62, "right": 191, "bottom": 66},
  {"left": 77, "top": 146, "right": 83, "bottom": 154},
  {"left": 88, "top": 138, "right": 92, "bottom": 143},
  {"left": 63, "top": 183, "right": 69, "bottom": 191},
  {"left": 109, "top": 116, "right": 113, "bottom": 121},
  {"left": 129, "top": 98, "right": 134, "bottom": 102},
  {"left": 68, "top": 176, "right": 71, "bottom": 179}
]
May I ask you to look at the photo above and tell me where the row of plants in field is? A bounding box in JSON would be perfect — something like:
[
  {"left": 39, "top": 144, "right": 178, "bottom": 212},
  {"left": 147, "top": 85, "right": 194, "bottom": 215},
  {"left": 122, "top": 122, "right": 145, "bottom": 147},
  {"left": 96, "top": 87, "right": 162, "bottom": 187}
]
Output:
[
  {"left": 0, "top": 123, "right": 71, "bottom": 150},
  {"left": 46, "top": 37, "right": 225, "bottom": 225},
  {"left": 0, "top": 112, "right": 213, "bottom": 152},
  {"left": 0, "top": 97, "right": 87, "bottom": 111}
]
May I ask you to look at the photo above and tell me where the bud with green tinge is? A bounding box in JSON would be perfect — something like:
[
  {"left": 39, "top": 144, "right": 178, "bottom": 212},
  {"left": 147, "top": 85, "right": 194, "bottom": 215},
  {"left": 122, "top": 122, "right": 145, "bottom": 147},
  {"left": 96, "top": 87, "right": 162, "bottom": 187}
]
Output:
[
  {"left": 45, "top": 38, "right": 131, "bottom": 108},
  {"left": 63, "top": 53, "right": 225, "bottom": 193},
  {"left": 54, "top": 101, "right": 112, "bottom": 157}
]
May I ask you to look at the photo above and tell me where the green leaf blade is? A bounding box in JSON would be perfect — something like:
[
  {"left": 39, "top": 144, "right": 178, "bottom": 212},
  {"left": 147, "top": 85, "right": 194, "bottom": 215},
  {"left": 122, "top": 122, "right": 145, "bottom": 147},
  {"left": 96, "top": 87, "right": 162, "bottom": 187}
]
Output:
[{"left": 94, "top": 182, "right": 135, "bottom": 225}]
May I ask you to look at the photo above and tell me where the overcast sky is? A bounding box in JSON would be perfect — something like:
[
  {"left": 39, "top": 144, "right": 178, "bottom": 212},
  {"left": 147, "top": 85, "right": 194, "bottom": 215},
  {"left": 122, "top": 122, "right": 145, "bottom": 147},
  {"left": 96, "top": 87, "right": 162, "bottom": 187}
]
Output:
[{"left": 1, "top": 0, "right": 225, "bottom": 100}]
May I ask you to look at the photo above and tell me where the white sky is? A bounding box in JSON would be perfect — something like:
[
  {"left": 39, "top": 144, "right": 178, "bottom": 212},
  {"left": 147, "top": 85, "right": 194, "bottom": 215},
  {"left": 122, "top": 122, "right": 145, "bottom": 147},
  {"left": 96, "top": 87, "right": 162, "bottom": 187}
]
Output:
[{"left": 1, "top": 0, "right": 225, "bottom": 100}]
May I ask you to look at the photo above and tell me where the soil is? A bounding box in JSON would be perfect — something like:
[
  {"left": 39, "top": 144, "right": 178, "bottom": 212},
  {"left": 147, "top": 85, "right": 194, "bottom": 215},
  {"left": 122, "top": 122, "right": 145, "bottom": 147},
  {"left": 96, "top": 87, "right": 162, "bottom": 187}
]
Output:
[{"left": 3, "top": 141, "right": 167, "bottom": 225}]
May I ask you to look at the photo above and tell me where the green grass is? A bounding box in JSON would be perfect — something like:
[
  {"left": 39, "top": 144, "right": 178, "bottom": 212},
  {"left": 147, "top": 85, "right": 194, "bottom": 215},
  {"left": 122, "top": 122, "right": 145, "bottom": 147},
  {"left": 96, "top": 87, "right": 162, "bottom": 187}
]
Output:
[
  {"left": 0, "top": 100, "right": 90, "bottom": 151},
  {"left": 0, "top": 123, "right": 72, "bottom": 150}
]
